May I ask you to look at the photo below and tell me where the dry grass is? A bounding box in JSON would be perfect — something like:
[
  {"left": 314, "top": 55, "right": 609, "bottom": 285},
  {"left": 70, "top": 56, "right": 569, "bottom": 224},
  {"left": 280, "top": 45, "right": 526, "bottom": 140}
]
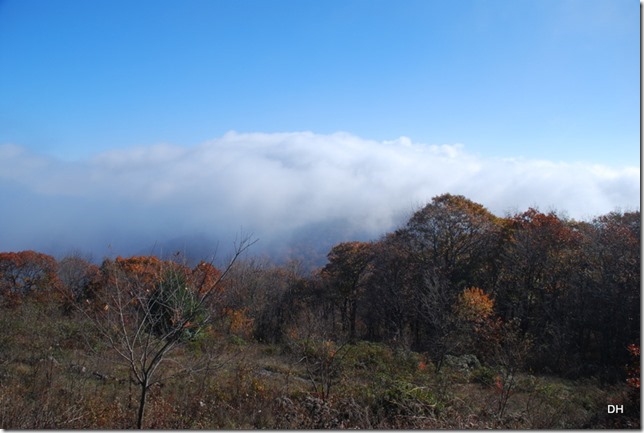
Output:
[{"left": 0, "top": 300, "right": 638, "bottom": 429}]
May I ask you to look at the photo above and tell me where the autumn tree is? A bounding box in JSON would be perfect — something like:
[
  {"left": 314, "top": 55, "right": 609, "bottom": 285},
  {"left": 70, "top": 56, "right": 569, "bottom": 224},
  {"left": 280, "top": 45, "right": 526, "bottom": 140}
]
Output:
[
  {"left": 74, "top": 236, "right": 255, "bottom": 429},
  {"left": 496, "top": 209, "right": 578, "bottom": 316},
  {"left": 311, "top": 196, "right": 639, "bottom": 382},
  {"left": 0, "top": 250, "right": 62, "bottom": 304},
  {"left": 400, "top": 193, "right": 502, "bottom": 290},
  {"left": 364, "top": 195, "right": 501, "bottom": 363},
  {"left": 220, "top": 257, "right": 309, "bottom": 343},
  {"left": 454, "top": 287, "right": 495, "bottom": 324},
  {"left": 572, "top": 211, "right": 641, "bottom": 380},
  {"left": 494, "top": 210, "right": 575, "bottom": 366}
]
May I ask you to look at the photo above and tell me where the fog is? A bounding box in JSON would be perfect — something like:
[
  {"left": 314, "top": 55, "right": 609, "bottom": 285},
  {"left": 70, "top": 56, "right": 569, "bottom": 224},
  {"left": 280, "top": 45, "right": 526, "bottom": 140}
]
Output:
[{"left": 0, "top": 131, "right": 639, "bottom": 264}]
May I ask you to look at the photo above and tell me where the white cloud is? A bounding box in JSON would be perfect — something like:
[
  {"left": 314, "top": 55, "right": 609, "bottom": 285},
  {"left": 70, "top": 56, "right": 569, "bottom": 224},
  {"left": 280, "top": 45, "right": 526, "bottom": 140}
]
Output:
[{"left": 0, "top": 132, "right": 639, "bottom": 259}]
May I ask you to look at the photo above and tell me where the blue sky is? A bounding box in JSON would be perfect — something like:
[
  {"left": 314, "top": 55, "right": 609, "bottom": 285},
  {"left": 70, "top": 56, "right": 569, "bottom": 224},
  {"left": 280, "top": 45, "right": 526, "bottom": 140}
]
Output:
[
  {"left": 0, "top": 0, "right": 640, "bottom": 259},
  {"left": 0, "top": 0, "right": 638, "bottom": 164}
]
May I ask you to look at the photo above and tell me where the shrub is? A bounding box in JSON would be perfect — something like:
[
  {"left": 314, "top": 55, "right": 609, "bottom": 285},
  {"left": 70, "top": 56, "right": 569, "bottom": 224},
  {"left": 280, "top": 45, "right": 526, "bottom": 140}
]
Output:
[
  {"left": 471, "top": 366, "right": 497, "bottom": 387},
  {"left": 371, "top": 378, "right": 441, "bottom": 427},
  {"left": 340, "top": 341, "right": 393, "bottom": 373}
]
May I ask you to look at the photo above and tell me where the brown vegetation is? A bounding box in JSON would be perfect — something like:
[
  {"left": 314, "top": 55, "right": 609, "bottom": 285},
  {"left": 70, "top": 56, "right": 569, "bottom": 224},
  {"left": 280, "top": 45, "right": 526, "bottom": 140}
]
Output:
[{"left": 0, "top": 194, "right": 639, "bottom": 428}]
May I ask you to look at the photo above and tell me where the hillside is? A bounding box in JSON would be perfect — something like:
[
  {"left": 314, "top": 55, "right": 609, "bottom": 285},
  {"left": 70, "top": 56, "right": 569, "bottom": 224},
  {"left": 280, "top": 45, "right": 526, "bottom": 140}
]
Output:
[{"left": 0, "top": 194, "right": 639, "bottom": 429}]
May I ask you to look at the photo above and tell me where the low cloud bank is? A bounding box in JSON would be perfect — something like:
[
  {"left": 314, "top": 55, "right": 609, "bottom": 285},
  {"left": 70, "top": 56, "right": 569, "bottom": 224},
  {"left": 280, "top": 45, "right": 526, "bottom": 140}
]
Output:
[{"left": 0, "top": 131, "right": 639, "bottom": 262}]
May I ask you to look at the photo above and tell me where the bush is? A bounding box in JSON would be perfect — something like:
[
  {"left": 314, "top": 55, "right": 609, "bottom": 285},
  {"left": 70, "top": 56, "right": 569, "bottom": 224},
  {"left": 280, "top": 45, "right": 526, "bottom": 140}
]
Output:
[
  {"left": 371, "top": 378, "right": 441, "bottom": 427},
  {"left": 471, "top": 366, "right": 496, "bottom": 387},
  {"left": 443, "top": 354, "right": 481, "bottom": 371},
  {"left": 340, "top": 341, "right": 393, "bottom": 373}
]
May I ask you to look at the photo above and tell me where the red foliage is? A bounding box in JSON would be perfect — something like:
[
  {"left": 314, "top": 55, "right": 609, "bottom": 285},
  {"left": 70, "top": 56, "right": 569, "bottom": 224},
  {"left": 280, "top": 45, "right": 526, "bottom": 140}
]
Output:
[
  {"left": 626, "top": 344, "right": 640, "bottom": 390},
  {"left": 508, "top": 208, "right": 582, "bottom": 252}
]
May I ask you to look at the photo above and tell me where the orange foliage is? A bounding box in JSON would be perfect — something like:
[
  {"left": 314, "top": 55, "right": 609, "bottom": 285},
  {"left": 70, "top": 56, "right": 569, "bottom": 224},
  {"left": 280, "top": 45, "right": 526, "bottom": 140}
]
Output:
[
  {"left": 113, "top": 256, "right": 166, "bottom": 289},
  {"left": 102, "top": 256, "right": 190, "bottom": 295},
  {"left": 190, "top": 261, "right": 222, "bottom": 295},
  {"left": 223, "top": 307, "right": 254, "bottom": 338},
  {"left": 0, "top": 250, "right": 62, "bottom": 304},
  {"left": 454, "top": 287, "right": 495, "bottom": 323}
]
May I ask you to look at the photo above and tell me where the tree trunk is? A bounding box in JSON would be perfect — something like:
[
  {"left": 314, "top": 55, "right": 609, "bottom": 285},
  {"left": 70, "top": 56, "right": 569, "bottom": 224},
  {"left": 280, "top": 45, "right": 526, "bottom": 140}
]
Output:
[
  {"left": 136, "top": 379, "right": 149, "bottom": 429},
  {"left": 349, "top": 297, "right": 357, "bottom": 342}
]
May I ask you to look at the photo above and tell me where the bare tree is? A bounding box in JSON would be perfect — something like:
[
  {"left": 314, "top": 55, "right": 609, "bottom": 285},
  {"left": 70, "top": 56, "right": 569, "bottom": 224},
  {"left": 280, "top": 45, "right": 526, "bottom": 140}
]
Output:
[
  {"left": 70, "top": 235, "right": 255, "bottom": 429},
  {"left": 417, "top": 269, "right": 459, "bottom": 372},
  {"left": 491, "top": 318, "right": 532, "bottom": 421},
  {"left": 57, "top": 252, "right": 100, "bottom": 302}
]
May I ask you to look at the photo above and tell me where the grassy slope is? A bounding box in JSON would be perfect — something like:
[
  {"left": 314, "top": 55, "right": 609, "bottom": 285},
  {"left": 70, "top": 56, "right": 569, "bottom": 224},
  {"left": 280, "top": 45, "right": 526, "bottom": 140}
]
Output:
[{"left": 0, "top": 300, "right": 638, "bottom": 429}]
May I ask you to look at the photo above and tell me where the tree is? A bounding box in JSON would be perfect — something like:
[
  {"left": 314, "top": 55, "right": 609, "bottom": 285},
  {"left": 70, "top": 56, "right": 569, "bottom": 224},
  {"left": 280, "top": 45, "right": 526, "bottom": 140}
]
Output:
[
  {"left": 320, "top": 241, "right": 373, "bottom": 341},
  {"left": 361, "top": 233, "right": 421, "bottom": 347},
  {"left": 221, "top": 257, "right": 307, "bottom": 344},
  {"left": 453, "top": 286, "right": 531, "bottom": 420},
  {"left": 0, "top": 250, "right": 62, "bottom": 304},
  {"left": 490, "top": 318, "right": 532, "bottom": 421},
  {"left": 367, "top": 195, "right": 501, "bottom": 362},
  {"left": 576, "top": 211, "right": 640, "bottom": 380},
  {"left": 415, "top": 265, "right": 457, "bottom": 371},
  {"left": 494, "top": 209, "right": 582, "bottom": 370},
  {"left": 453, "top": 287, "right": 495, "bottom": 324},
  {"left": 400, "top": 193, "right": 502, "bottom": 289},
  {"left": 73, "top": 236, "right": 255, "bottom": 429},
  {"left": 57, "top": 253, "right": 101, "bottom": 303}
]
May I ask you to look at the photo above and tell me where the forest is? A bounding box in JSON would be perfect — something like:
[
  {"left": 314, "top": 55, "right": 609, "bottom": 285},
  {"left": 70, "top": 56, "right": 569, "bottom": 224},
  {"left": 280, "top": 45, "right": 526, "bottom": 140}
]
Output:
[{"left": 0, "top": 193, "right": 639, "bottom": 429}]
